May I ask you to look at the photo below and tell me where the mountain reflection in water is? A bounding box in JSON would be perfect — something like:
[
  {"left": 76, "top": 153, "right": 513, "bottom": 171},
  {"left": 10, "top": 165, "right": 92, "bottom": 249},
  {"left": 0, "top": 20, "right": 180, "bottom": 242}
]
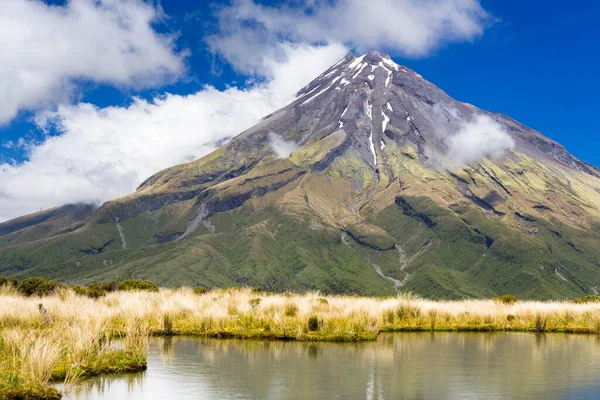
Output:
[{"left": 61, "top": 333, "right": 600, "bottom": 400}]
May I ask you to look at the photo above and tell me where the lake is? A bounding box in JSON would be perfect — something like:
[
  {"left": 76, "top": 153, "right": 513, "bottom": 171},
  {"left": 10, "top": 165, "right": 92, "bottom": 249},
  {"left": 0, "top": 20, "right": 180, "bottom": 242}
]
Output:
[{"left": 61, "top": 333, "right": 600, "bottom": 399}]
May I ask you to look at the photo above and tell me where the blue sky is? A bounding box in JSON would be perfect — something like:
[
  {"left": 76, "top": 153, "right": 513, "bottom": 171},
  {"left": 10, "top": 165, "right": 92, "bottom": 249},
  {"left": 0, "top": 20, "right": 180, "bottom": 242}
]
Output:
[{"left": 0, "top": 0, "right": 598, "bottom": 220}]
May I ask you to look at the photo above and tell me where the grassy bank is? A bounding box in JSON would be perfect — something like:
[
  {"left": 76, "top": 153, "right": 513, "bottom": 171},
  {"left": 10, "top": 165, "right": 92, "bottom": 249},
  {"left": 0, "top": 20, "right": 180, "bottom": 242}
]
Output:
[{"left": 3, "top": 285, "right": 600, "bottom": 398}]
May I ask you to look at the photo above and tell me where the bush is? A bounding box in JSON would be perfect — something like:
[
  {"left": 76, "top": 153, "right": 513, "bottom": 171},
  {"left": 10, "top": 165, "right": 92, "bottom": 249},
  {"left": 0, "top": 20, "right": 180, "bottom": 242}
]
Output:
[
  {"left": 493, "top": 294, "right": 519, "bottom": 305},
  {"left": 87, "top": 284, "right": 109, "bottom": 298},
  {"left": 70, "top": 285, "right": 89, "bottom": 296},
  {"left": 0, "top": 276, "right": 17, "bottom": 287},
  {"left": 116, "top": 279, "right": 159, "bottom": 292},
  {"left": 70, "top": 284, "right": 108, "bottom": 299},
  {"left": 100, "top": 281, "right": 119, "bottom": 292},
  {"left": 17, "top": 277, "right": 60, "bottom": 297},
  {"left": 573, "top": 295, "right": 600, "bottom": 304}
]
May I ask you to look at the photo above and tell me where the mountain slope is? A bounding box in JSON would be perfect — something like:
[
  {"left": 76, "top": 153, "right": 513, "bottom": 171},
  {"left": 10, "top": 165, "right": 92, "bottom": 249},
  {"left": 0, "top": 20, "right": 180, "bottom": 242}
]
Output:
[{"left": 2, "top": 51, "right": 600, "bottom": 299}]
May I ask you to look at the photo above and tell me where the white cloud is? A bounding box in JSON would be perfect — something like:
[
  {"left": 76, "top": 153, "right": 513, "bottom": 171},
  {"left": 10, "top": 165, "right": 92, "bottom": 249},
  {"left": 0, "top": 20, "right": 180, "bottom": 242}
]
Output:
[
  {"left": 0, "top": 0, "right": 185, "bottom": 125},
  {"left": 431, "top": 115, "right": 515, "bottom": 170},
  {"left": 0, "top": 43, "right": 348, "bottom": 221},
  {"left": 268, "top": 133, "right": 299, "bottom": 158},
  {"left": 209, "top": 0, "right": 491, "bottom": 73}
]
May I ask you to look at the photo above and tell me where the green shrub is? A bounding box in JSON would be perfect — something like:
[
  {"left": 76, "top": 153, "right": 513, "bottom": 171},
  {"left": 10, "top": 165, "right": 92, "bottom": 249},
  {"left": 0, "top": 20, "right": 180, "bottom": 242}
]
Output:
[
  {"left": 70, "top": 284, "right": 108, "bottom": 299},
  {"left": 193, "top": 287, "right": 208, "bottom": 295},
  {"left": 87, "top": 284, "right": 109, "bottom": 298},
  {"left": 0, "top": 276, "right": 17, "bottom": 287},
  {"left": 70, "top": 285, "right": 89, "bottom": 296},
  {"left": 116, "top": 279, "right": 159, "bottom": 292},
  {"left": 17, "top": 277, "right": 60, "bottom": 297},
  {"left": 493, "top": 294, "right": 519, "bottom": 305},
  {"left": 573, "top": 295, "right": 600, "bottom": 304},
  {"left": 100, "top": 281, "right": 119, "bottom": 292}
]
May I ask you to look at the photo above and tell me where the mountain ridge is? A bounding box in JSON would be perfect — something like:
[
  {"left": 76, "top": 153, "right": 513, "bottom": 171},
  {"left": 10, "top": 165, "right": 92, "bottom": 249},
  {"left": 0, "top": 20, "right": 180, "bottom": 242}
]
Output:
[{"left": 2, "top": 51, "right": 600, "bottom": 299}]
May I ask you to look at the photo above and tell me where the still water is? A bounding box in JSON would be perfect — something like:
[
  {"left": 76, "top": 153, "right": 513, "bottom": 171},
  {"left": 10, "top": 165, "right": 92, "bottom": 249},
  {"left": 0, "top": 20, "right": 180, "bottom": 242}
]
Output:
[{"left": 62, "top": 333, "right": 600, "bottom": 399}]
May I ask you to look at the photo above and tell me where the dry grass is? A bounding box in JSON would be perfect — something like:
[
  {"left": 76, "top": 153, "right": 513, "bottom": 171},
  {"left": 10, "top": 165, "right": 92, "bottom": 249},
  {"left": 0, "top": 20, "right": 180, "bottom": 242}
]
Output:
[{"left": 3, "top": 286, "right": 600, "bottom": 398}]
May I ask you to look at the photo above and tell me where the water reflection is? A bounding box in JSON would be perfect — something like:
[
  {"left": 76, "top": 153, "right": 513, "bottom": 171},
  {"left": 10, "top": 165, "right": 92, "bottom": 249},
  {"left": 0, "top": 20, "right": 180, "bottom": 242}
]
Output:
[{"left": 61, "top": 333, "right": 600, "bottom": 399}]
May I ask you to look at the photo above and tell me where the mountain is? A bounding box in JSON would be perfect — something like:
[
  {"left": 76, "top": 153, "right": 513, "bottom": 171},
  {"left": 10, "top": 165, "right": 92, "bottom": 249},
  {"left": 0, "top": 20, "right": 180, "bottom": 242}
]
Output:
[{"left": 2, "top": 51, "right": 600, "bottom": 299}]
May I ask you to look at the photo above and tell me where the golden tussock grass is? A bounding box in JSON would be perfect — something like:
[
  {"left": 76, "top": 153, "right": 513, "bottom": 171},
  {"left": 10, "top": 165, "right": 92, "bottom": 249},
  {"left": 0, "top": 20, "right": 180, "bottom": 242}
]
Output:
[{"left": 2, "top": 285, "right": 600, "bottom": 398}]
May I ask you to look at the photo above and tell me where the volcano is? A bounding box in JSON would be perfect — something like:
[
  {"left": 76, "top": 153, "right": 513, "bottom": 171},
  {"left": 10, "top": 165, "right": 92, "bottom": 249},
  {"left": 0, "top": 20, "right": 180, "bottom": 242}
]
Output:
[{"left": 2, "top": 51, "right": 600, "bottom": 299}]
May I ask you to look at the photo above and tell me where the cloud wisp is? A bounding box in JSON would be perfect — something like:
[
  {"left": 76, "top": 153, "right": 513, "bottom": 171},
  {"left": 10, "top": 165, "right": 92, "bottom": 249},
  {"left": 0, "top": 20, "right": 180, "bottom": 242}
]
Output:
[
  {"left": 0, "top": 0, "right": 185, "bottom": 125},
  {"left": 268, "top": 133, "right": 299, "bottom": 158},
  {"left": 429, "top": 114, "right": 515, "bottom": 170}
]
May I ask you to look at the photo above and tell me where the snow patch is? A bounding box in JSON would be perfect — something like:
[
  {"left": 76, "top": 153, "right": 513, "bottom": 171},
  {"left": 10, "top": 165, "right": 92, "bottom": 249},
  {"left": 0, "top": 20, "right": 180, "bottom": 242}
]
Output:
[
  {"left": 383, "top": 58, "right": 400, "bottom": 71},
  {"left": 341, "top": 106, "right": 349, "bottom": 118},
  {"left": 368, "top": 131, "right": 377, "bottom": 165},
  {"left": 349, "top": 55, "right": 366, "bottom": 69},
  {"left": 352, "top": 63, "right": 368, "bottom": 79},
  {"left": 338, "top": 121, "right": 344, "bottom": 129},
  {"left": 302, "top": 76, "right": 340, "bottom": 104},
  {"left": 368, "top": 74, "right": 375, "bottom": 81},
  {"left": 366, "top": 103, "right": 372, "bottom": 119},
  {"left": 380, "top": 140, "right": 386, "bottom": 150},
  {"left": 340, "top": 78, "right": 351, "bottom": 86},
  {"left": 296, "top": 81, "right": 324, "bottom": 100},
  {"left": 387, "top": 103, "right": 393, "bottom": 112},
  {"left": 377, "top": 62, "right": 392, "bottom": 73},
  {"left": 382, "top": 111, "right": 390, "bottom": 132},
  {"left": 323, "top": 69, "right": 338, "bottom": 78},
  {"left": 303, "top": 84, "right": 331, "bottom": 103}
]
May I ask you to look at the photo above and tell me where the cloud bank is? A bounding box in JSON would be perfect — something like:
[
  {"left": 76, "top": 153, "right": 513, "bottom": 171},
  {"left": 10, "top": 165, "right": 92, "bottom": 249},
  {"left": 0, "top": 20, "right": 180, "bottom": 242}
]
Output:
[
  {"left": 0, "top": 43, "right": 347, "bottom": 221},
  {"left": 0, "top": 0, "right": 185, "bottom": 124},
  {"left": 209, "top": 0, "right": 490, "bottom": 73}
]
